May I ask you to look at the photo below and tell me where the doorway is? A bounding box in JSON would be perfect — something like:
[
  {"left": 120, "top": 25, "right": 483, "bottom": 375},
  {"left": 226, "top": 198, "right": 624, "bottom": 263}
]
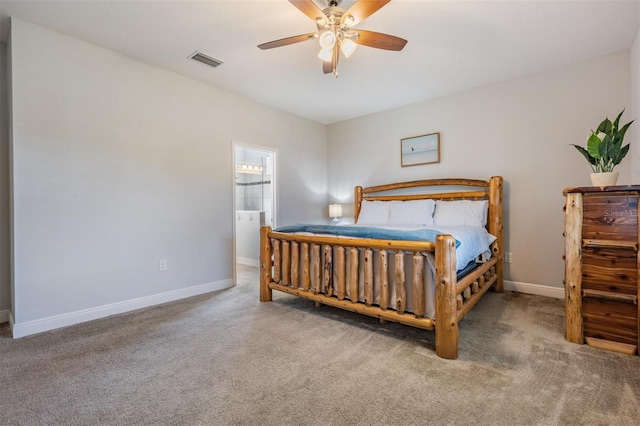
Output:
[{"left": 232, "top": 142, "right": 276, "bottom": 283}]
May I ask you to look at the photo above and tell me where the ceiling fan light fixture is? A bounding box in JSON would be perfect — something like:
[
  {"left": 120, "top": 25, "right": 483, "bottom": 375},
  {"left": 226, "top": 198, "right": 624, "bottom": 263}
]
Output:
[
  {"left": 257, "top": 0, "right": 407, "bottom": 76},
  {"left": 318, "top": 30, "right": 337, "bottom": 49},
  {"left": 318, "top": 47, "right": 333, "bottom": 62},
  {"left": 340, "top": 38, "right": 357, "bottom": 58}
]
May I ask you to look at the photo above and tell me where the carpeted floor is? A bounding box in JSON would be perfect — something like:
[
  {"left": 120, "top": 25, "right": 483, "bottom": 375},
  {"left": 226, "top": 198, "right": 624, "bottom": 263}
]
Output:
[{"left": 0, "top": 265, "right": 639, "bottom": 425}]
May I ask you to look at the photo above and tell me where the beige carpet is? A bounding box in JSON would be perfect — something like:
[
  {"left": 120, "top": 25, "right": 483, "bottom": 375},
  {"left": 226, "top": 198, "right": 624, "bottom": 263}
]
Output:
[{"left": 0, "top": 265, "right": 639, "bottom": 425}]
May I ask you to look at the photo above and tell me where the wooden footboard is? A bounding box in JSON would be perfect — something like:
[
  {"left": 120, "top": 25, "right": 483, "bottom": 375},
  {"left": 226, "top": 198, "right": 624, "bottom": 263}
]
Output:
[
  {"left": 260, "top": 176, "right": 503, "bottom": 360},
  {"left": 260, "top": 228, "right": 500, "bottom": 359}
]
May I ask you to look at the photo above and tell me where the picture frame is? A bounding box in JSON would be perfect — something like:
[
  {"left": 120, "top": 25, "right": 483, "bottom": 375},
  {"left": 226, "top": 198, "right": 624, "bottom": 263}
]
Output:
[{"left": 401, "top": 132, "right": 440, "bottom": 167}]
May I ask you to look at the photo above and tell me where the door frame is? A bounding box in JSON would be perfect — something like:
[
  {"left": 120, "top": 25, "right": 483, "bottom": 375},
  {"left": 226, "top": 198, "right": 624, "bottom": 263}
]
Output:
[{"left": 232, "top": 140, "right": 278, "bottom": 286}]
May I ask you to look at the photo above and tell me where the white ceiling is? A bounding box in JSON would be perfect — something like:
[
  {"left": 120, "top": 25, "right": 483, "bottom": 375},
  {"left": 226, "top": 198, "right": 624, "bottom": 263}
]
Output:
[{"left": 1, "top": 0, "right": 639, "bottom": 124}]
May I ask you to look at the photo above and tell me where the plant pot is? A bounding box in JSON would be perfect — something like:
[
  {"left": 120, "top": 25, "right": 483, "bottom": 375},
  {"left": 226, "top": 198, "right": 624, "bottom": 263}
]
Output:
[{"left": 590, "top": 172, "right": 619, "bottom": 187}]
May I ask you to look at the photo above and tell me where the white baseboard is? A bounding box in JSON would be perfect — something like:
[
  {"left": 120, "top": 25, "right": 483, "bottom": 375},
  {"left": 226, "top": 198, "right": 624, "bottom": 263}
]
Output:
[
  {"left": 4, "top": 279, "right": 564, "bottom": 337},
  {"left": 11, "top": 278, "right": 233, "bottom": 338},
  {"left": 237, "top": 257, "right": 259, "bottom": 267},
  {"left": 504, "top": 280, "right": 564, "bottom": 299}
]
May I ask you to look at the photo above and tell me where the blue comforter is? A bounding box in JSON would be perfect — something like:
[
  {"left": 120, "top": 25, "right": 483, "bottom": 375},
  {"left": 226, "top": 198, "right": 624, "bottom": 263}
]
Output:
[{"left": 274, "top": 224, "right": 460, "bottom": 247}]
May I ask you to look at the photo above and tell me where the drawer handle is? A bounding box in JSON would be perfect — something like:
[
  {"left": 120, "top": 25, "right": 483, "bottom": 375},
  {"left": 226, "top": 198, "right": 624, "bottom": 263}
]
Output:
[
  {"left": 582, "top": 239, "right": 638, "bottom": 251},
  {"left": 582, "top": 289, "right": 638, "bottom": 305}
]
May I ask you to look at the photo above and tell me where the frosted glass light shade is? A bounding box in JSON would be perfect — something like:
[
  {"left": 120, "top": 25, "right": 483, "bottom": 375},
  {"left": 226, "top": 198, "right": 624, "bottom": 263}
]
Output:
[
  {"left": 319, "top": 31, "right": 336, "bottom": 49},
  {"left": 318, "top": 48, "right": 333, "bottom": 62},
  {"left": 340, "top": 38, "right": 357, "bottom": 58}
]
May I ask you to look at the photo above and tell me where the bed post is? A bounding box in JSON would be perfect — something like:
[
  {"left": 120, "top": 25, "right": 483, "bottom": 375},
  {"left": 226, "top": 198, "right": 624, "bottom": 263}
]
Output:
[
  {"left": 488, "top": 176, "right": 504, "bottom": 292},
  {"left": 260, "top": 226, "right": 273, "bottom": 302},
  {"left": 354, "top": 186, "right": 363, "bottom": 223},
  {"left": 435, "top": 234, "right": 459, "bottom": 360}
]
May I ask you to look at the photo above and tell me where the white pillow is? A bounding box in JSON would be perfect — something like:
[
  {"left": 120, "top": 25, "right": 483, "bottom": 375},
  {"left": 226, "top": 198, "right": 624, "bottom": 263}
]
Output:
[
  {"left": 357, "top": 200, "right": 390, "bottom": 225},
  {"left": 433, "top": 200, "right": 488, "bottom": 227},
  {"left": 388, "top": 199, "right": 436, "bottom": 226}
]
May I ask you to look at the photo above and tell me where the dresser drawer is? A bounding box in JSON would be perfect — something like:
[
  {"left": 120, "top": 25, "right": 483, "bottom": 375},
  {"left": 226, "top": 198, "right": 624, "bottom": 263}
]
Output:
[
  {"left": 582, "top": 247, "right": 638, "bottom": 295},
  {"left": 582, "top": 194, "right": 638, "bottom": 240},
  {"left": 583, "top": 297, "right": 638, "bottom": 345}
]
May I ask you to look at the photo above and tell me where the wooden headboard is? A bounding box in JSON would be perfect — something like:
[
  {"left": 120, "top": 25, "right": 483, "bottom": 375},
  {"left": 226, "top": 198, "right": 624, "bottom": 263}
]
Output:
[{"left": 353, "top": 176, "right": 504, "bottom": 256}]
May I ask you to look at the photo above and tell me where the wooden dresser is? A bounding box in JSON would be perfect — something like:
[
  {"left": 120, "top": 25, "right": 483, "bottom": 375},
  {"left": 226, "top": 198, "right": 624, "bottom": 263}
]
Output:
[{"left": 563, "top": 185, "right": 639, "bottom": 355}]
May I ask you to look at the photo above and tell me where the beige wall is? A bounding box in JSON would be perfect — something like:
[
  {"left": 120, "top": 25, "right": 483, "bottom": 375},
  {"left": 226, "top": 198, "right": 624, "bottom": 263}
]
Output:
[
  {"left": 7, "top": 19, "right": 327, "bottom": 333},
  {"left": 631, "top": 3, "right": 640, "bottom": 182},
  {"left": 328, "top": 52, "right": 631, "bottom": 290}
]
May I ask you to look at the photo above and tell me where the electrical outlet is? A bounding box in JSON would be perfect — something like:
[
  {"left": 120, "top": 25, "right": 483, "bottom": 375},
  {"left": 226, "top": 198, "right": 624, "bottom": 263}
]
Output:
[
  {"left": 159, "top": 259, "right": 168, "bottom": 272},
  {"left": 504, "top": 252, "right": 512, "bottom": 263}
]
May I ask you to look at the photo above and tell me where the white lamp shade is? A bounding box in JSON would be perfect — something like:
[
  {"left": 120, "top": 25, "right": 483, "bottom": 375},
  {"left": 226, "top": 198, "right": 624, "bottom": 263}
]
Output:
[
  {"left": 317, "top": 48, "right": 333, "bottom": 62},
  {"left": 329, "top": 203, "right": 343, "bottom": 219},
  {"left": 318, "top": 30, "right": 337, "bottom": 49},
  {"left": 340, "top": 38, "right": 357, "bottom": 58}
]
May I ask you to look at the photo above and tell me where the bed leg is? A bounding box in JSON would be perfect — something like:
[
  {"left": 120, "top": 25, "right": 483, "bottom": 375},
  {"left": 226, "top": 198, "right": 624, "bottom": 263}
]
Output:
[
  {"left": 435, "top": 235, "right": 459, "bottom": 360},
  {"left": 260, "top": 226, "right": 273, "bottom": 302},
  {"left": 489, "top": 176, "right": 504, "bottom": 293}
]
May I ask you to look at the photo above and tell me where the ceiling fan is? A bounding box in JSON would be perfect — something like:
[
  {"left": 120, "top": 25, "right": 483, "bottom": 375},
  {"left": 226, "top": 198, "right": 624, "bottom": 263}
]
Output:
[{"left": 258, "top": 0, "right": 407, "bottom": 77}]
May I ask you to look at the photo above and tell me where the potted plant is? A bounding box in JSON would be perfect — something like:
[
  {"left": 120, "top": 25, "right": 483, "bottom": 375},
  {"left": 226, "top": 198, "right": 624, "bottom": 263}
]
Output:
[{"left": 572, "top": 109, "right": 634, "bottom": 186}]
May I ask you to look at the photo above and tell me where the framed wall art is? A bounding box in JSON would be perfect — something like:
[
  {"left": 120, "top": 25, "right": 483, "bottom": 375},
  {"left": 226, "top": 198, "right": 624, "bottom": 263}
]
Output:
[{"left": 401, "top": 132, "right": 440, "bottom": 167}]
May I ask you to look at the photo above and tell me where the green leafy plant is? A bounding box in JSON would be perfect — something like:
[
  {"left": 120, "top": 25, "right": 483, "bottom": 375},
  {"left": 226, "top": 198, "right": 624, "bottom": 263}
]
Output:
[{"left": 572, "top": 109, "right": 634, "bottom": 173}]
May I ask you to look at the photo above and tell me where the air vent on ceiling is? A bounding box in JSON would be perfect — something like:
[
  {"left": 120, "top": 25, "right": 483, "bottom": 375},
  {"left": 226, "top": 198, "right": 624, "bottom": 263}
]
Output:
[{"left": 189, "top": 51, "right": 223, "bottom": 69}]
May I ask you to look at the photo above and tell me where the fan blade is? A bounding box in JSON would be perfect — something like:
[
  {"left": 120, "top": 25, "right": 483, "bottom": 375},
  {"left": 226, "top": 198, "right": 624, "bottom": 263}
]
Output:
[
  {"left": 323, "top": 59, "right": 332, "bottom": 74},
  {"left": 322, "top": 47, "right": 339, "bottom": 75},
  {"left": 352, "top": 29, "right": 407, "bottom": 51},
  {"left": 258, "top": 33, "right": 317, "bottom": 50},
  {"left": 289, "top": 0, "right": 325, "bottom": 21},
  {"left": 341, "top": 0, "right": 391, "bottom": 27}
]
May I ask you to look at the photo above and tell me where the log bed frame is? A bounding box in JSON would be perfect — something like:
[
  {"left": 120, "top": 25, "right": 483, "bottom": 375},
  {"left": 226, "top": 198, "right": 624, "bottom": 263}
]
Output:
[{"left": 259, "top": 176, "right": 504, "bottom": 359}]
